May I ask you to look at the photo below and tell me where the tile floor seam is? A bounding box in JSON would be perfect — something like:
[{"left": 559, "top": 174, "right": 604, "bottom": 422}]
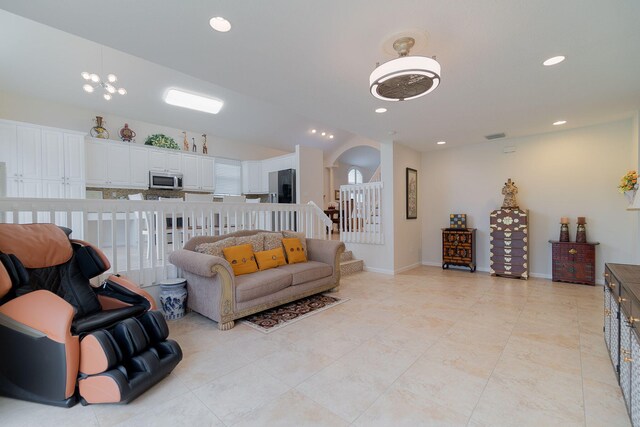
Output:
[
  {"left": 465, "top": 287, "right": 527, "bottom": 426},
  {"left": 348, "top": 321, "right": 454, "bottom": 425},
  {"left": 577, "top": 293, "right": 593, "bottom": 427},
  {"left": 189, "top": 388, "right": 230, "bottom": 427}
]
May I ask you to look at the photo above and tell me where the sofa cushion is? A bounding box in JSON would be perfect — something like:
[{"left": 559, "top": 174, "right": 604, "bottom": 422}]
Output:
[
  {"left": 255, "top": 247, "right": 287, "bottom": 271},
  {"left": 260, "top": 232, "right": 283, "bottom": 251},
  {"left": 282, "top": 238, "right": 307, "bottom": 264},
  {"left": 277, "top": 261, "right": 332, "bottom": 286},
  {"left": 282, "top": 231, "right": 307, "bottom": 255},
  {"left": 235, "top": 268, "right": 292, "bottom": 302},
  {"left": 195, "top": 237, "right": 237, "bottom": 258},
  {"left": 223, "top": 244, "right": 258, "bottom": 276},
  {"left": 237, "top": 234, "right": 264, "bottom": 252}
]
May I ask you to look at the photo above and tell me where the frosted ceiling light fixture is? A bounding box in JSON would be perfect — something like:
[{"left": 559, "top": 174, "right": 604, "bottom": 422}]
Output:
[
  {"left": 543, "top": 55, "right": 565, "bottom": 66},
  {"left": 437, "top": 141, "right": 446, "bottom": 145},
  {"left": 209, "top": 17, "right": 231, "bottom": 32},
  {"left": 164, "top": 88, "right": 224, "bottom": 114},
  {"left": 553, "top": 120, "right": 567, "bottom": 125},
  {"left": 370, "top": 36, "right": 441, "bottom": 101},
  {"left": 375, "top": 107, "right": 387, "bottom": 113},
  {"left": 81, "top": 71, "right": 126, "bottom": 100}
]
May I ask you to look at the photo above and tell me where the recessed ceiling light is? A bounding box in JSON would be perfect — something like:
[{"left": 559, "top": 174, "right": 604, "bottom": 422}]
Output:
[
  {"left": 209, "top": 17, "right": 231, "bottom": 32},
  {"left": 553, "top": 120, "right": 567, "bottom": 126},
  {"left": 375, "top": 107, "right": 387, "bottom": 113},
  {"left": 164, "top": 88, "right": 224, "bottom": 114},
  {"left": 437, "top": 141, "right": 446, "bottom": 145},
  {"left": 311, "top": 129, "right": 316, "bottom": 134},
  {"left": 543, "top": 55, "right": 565, "bottom": 66},
  {"left": 329, "top": 135, "right": 334, "bottom": 139},
  {"left": 321, "top": 132, "right": 326, "bottom": 136}
]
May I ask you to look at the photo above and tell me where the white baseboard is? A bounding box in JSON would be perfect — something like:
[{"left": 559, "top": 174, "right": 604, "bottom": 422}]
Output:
[
  {"left": 363, "top": 266, "right": 394, "bottom": 275},
  {"left": 394, "top": 262, "right": 422, "bottom": 274}
]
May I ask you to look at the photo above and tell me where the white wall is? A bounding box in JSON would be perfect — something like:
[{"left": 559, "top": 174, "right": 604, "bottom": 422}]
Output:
[
  {"left": 393, "top": 143, "right": 422, "bottom": 271},
  {"left": 421, "top": 118, "right": 638, "bottom": 282},
  {"left": 0, "top": 90, "right": 288, "bottom": 161},
  {"left": 296, "top": 145, "right": 324, "bottom": 206}
]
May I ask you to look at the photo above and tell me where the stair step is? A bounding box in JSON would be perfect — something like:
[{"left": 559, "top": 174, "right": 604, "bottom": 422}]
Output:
[
  {"left": 340, "top": 250, "right": 353, "bottom": 262},
  {"left": 340, "top": 259, "right": 364, "bottom": 276}
]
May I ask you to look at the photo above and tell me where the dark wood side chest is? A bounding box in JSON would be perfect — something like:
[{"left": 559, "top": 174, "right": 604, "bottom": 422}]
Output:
[
  {"left": 442, "top": 228, "right": 476, "bottom": 272},
  {"left": 549, "top": 241, "right": 599, "bottom": 285},
  {"left": 489, "top": 208, "right": 529, "bottom": 279}
]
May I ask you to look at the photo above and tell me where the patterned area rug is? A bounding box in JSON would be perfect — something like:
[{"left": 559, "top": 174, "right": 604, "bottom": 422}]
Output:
[{"left": 240, "top": 294, "right": 348, "bottom": 333}]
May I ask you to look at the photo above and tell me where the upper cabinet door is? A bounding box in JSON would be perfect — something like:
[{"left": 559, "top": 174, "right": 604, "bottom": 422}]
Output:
[
  {"left": 64, "top": 133, "right": 86, "bottom": 182},
  {"left": 181, "top": 154, "right": 200, "bottom": 190},
  {"left": 40, "top": 130, "right": 64, "bottom": 181},
  {"left": 107, "top": 144, "right": 130, "bottom": 186},
  {"left": 129, "top": 145, "right": 149, "bottom": 188},
  {"left": 148, "top": 149, "right": 167, "bottom": 171},
  {"left": 200, "top": 157, "right": 215, "bottom": 191},
  {"left": 85, "top": 140, "right": 108, "bottom": 185},
  {"left": 166, "top": 151, "right": 182, "bottom": 173},
  {"left": 16, "top": 125, "right": 42, "bottom": 179},
  {"left": 0, "top": 122, "right": 17, "bottom": 177}
]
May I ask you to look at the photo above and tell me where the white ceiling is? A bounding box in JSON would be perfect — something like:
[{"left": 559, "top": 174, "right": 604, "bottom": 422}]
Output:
[{"left": 1, "top": 1, "right": 639, "bottom": 154}]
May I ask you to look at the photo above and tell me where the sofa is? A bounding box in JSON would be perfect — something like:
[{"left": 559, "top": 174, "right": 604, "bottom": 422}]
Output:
[{"left": 169, "top": 230, "right": 345, "bottom": 330}]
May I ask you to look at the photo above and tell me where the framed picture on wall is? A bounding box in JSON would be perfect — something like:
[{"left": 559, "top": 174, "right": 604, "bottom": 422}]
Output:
[
  {"left": 334, "top": 190, "right": 340, "bottom": 200},
  {"left": 406, "top": 168, "right": 417, "bottom": 219}
]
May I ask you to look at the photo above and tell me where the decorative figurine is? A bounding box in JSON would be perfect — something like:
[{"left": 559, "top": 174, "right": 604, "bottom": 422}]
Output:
[
  {"left": 119, "top": 123, "right": 136, "bottom": 142},
  {"left": 182, "top": 131, "right": 189, "bottom": 151},
  {"left": 192, "top": 137, "right": 197, "bottom": 152},
  {"left": 559, "top": 217, "right": 570, "bottom": 242},
  {"left": 576, "top": 217, "right": 587, "bottom": 243},
  {"left": 501, "top": 178, "right": 519, "bottom": 209},
  {"left": 90, "top": 116, "right": 109, "bottom": 139},
  {"left": 202, "top": 134, "right": 208, "bottom": 154}
]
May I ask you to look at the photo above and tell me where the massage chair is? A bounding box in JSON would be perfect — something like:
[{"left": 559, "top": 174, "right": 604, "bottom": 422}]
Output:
[{"left": 0, "top": 223, "right": 182, "bottom": 407}]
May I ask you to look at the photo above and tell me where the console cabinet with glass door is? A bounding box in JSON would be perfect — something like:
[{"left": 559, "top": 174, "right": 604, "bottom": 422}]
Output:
[
  {"left": 442, "top": 228, "right": 476, "bottom": 272},
  {"left": 604, "top": 263, "right": 640, "bottom": 427}
]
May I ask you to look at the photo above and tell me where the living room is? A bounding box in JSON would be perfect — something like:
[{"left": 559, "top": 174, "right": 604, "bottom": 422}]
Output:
[{"left": 1, "top": 1, "right": 640, "bottom": 426}]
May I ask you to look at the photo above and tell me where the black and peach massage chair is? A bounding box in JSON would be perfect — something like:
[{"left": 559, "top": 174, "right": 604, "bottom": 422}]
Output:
[{"left": 0, "top": 223, "right": 182, "bottom": 407}]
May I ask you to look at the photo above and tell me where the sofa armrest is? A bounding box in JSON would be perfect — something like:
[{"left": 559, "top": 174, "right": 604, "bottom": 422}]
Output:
[
  {"left": 306, "top": 239, "right": 345, "bottom": 272},
  {"left": 0, "top": 290, "right": 80, "bottom": 399},
  {"left": 169, "top": 249, "right": 234, "bottom": 279}
]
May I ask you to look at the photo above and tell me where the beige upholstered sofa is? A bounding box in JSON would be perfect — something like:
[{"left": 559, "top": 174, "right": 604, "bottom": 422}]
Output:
[{"left": 168, "top": 230, "right": 345, "bottom": 330}]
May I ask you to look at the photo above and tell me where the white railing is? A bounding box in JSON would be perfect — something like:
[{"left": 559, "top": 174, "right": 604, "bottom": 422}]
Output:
[
  {"left": 0, "top": 197, "right": 331, "bottom": 286},
  {"left": 339, "top": 182, "right": 383, "bottom": 244}
]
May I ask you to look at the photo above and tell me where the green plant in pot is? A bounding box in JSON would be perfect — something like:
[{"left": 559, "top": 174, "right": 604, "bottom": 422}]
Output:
[{"left": 145, "top": 134, "right": 179, "bottom": 150}]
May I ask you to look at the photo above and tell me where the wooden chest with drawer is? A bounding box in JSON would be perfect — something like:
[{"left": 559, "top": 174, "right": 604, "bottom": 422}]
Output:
[{"left": 489, "top": 208, "right": 529, "bottom": 279}]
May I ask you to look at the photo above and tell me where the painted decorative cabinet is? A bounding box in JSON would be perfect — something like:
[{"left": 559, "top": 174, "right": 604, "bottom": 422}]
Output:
[
  {"left": 441, "top": 228, "right": 476, "bottom": 272},
  {"left": 489, "top": 208, "right": 528, "bottom": 279},
  {"left": 549, "top": 241, "right": 599, "bottom": 285},
  {"left": 604, "top": 264, "right": 640, "bottom": 427}
]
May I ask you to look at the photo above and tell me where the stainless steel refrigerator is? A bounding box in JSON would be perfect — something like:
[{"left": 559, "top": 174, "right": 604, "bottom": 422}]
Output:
[
  {"left": 268, "top": 169, "right": 296, "bottom": 229},
  {"left": 268, "top": 169, "right": 296, "bottom": 203}
]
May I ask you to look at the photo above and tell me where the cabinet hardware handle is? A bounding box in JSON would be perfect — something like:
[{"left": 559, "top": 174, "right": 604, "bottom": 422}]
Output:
[
  {"left": 568, "top": 248, "right": 577, "bottom": 254},
  {"left": 622, "top": 348, "right": 631, "bottom": 355},
  {"left": 619, "top": 297, "right": 627, "bottom": 303},
  {"left": 629, "top": 316, "right": 639, "bottom": 325},
  {"left": 624, "top": 356, "right": 634, "bottom": 363},
  {"left": 610, "top": 283, "right": 616, "bottom": 289}
]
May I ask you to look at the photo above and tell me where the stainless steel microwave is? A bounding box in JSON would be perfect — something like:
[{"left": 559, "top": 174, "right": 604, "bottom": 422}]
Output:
[{"left": 149, "top": 171, "right": 183, "bottom": 190}]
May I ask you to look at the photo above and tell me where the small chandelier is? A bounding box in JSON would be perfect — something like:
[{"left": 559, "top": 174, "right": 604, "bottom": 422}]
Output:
[
  {"left": 81, "top": 72, "right": 126, "bottom": 100},
  {"left": 369, "top": 37, "right": 441, "bottom": 101}
]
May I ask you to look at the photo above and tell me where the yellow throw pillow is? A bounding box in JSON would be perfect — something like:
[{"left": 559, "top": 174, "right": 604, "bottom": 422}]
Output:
[
  {"left": 282, "top": 238, "right": 307, "bottom": 264},
  {"left": 254, "top": 247, "right": 287, "bottom": 271},
  {"left": 222, "top": 244, "right": 258, "bottom": 276}
]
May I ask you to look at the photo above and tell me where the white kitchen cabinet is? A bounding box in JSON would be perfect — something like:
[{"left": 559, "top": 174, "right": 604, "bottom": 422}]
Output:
[
  {"left": 129, "top": 145, "right": 150, "bottom": 188},
  {"left": 201, "top": 157, "right": 215, "bottom": 191},
  {"left": 149, "top": 148, "right": 181, "bottom": 173},
  {"left": 64, "top": 133, "right": 85, "bottom": 183},
  {"left": 86, "top": 139, "right": 130, "bottom": 187},
  {"left": 0, "top": 122, "right": 43, "bottom": 198},
  {"left": 182, "top": 153, "right": 215, "bottom": 191},
  {"left": 242, "top": 160, "right": 266, "bottom": 193},
  {"left": 41, "top": 130, "right": 85, "bottom": 188}
]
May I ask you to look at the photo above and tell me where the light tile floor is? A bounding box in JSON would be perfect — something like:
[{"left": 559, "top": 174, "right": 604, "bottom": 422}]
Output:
[{"left": 0, "top": 266, "right": 631, "bottom": 426}]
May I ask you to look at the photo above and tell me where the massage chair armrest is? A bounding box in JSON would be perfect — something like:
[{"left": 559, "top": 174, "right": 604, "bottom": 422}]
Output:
[
  {"left": 0, "top": 290, "right": 74, "bottom": 344},
  {"left": 169, "top": 249, "right": 235, "bottom": 280},
  {"left": 306, "top": 239, "right": 345, "bottom": 271},
  {"left": 95, "top": 275, "right": 157, "bottom": 310}
]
